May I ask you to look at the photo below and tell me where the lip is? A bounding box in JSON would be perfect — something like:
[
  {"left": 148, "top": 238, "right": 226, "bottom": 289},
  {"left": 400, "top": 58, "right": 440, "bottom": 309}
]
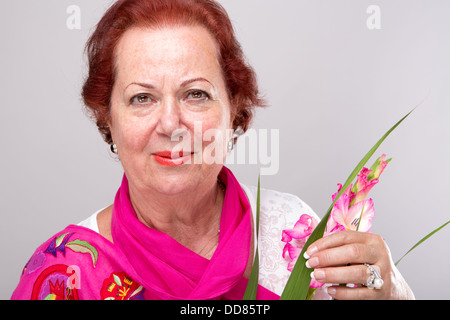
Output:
[{"left": 152, "top": 150, "right": 194, "bottom": 167}]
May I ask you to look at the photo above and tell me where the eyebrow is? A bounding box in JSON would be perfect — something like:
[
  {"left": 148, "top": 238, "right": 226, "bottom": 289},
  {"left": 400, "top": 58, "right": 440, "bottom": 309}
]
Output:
[
  {"left": 180, "top": 77, "right": 212, "bottom": 87},
  {"left": 125, "top": 82, "right": 155, "bottom": 90},
  {"left": 125, "top": 77, "right": 212, "bottom": 90}
]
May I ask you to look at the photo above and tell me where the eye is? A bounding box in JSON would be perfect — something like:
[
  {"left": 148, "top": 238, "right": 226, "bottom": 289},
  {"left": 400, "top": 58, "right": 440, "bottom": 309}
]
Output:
[
  {"left": 130, "top": 94, "right": 152, "bottom": 105},
  {"left": 187, "top": 90, "right": 210, "bottom": 101}
]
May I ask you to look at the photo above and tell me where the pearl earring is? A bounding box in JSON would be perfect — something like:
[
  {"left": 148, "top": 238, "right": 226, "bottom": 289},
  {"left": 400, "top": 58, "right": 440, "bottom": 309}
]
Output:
[
  {"left": 227, "top": 127, "right": 244, "bottom": 152},
  {"left": 110, "top": 143, "right": 118, "bottom": 154},
  {"left": 227, "top": 139, "right": 234, "bottom": 152}
]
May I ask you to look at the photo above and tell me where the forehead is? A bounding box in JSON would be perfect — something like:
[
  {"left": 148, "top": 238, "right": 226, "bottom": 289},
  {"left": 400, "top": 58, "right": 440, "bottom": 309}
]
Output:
[{"left": 113, "top": 25, "right": 222, "bottom": 81}]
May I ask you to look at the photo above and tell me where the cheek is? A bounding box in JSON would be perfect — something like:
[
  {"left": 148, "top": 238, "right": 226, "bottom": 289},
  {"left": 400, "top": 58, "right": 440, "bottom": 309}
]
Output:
[
  {"left": 195, "top": 110, "right": 232, "bottom": 164},
  {"left": 111, "top": 112, "right": 154, "bottom": 153},
  {"left": 109, "top": 86, "right": 151, "bottom": 150},
  {"left": 195, "top": 108, "right": 231, "bottom": 141}
]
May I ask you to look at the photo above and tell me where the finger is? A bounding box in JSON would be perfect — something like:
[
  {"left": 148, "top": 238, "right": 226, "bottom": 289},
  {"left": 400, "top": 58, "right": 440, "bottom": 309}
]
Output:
[
  {"left": 304, "top": 230, "right": 382, "bottom": 259},
  {"left": 327, "top": 285, "right": 383, "bottom": 300},
  {"left": 305, "top": 243, "right": 377, "bottom": 268},
  {"left": 311, "top": 264, "right": 372, "bottom": 285}
]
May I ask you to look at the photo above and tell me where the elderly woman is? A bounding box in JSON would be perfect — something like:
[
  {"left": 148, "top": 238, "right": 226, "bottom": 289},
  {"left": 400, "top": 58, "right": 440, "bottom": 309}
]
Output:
[{"left": 12, "top": 0, "right": 414, "bottom": 300}]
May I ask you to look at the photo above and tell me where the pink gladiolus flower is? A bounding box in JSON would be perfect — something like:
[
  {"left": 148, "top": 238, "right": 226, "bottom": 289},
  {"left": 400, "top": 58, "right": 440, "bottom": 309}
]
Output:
[
  {"left": 281, "top": 214, "right": 322, "bottom": 287},
  {"left": 332, "top": 183, "right": 355, "bottom": 202},
  {"left": 351, "top": 167, "right": 379, "bottom": 205},
  {"left": 282, "top": 242, "right": 301, "bottom": 272},
  {"left": 282, "top": 214, "right": 316, "bottom": 243},
  {"left": 350, "top": 154, "right": 390, "bottom": 205},
  {"left": 281, "top": 154, "right": 389, "bottom": 289},
  {"left": 330, "top": 195, "right": 375, "bottom": 232},
  {"left": 282, "top": 242, "right": 323, "bottom": 288},
  {"left": 368, "top": 154, "right": 390, "bottom": 181},
  {"left": 365, "top": 155, "right": 390, "bottom": 182}
]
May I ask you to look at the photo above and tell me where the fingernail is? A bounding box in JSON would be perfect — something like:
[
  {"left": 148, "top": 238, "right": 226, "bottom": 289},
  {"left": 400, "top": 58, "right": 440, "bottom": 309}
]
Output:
[
  {"left": 312, "top": 269, "right": 325, "bottom": 281},
  {"left": 304, "top": 246, "right": 318, "bottom": 260},
  {"left": 305, "top": 257, "right": 319, "bottom": 269},
  {"left": 327, "top": 287, "right": 336, "bottom": 296}
]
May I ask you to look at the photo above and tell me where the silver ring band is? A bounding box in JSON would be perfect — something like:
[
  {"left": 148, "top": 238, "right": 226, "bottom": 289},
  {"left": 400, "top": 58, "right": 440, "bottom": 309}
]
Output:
[{"left": 363, "top": 263, "right": 384, "bottom": 290}]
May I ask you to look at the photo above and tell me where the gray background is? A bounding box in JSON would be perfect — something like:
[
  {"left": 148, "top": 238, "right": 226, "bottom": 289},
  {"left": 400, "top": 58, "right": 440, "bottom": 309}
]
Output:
[{"left": 1, "top": 0, "right": 449, "bottom": 299}]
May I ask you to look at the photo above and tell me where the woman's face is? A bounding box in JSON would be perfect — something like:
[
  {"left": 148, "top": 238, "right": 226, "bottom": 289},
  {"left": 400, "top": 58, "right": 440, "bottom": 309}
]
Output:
[{"left": 109, "top": 25, "right": 233, "bottom": 195}]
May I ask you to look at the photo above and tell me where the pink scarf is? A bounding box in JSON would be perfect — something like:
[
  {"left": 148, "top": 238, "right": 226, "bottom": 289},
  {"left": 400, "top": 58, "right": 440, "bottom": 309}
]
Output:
[{"left": 12, "top": 167, "right": 278, "bottom": 300}]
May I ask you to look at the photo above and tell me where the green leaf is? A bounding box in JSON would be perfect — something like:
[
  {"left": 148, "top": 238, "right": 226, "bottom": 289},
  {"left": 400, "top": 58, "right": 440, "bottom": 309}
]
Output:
[
  {"left": 395, "top": 220, "right": 450, "bottom": 266},
  {"left": 243, "top": 175, "right": 261, "bottom": 300},
  {"left": 113, "top": 274, "right": 122, "bottom": 287},
  {"left": 306, "top": 287, "right": 317, "bottom": 300},
  {"left": 129, "top": 285, "right": 144, "bottom": 299},
  {"left": 66, "top": 239, "right": 99, "bottom": 268},
  {"left": 55, "top": 233, "right": 69, "bottom": 247},
  {"left": 280, "top": 108, "right": 415, "bottom": 300}
]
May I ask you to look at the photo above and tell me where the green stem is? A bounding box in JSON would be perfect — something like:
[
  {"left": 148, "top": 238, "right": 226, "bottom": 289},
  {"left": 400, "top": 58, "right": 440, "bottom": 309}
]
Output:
[{"left": 306, "top": 287, "right": 317, "bottom": 300}]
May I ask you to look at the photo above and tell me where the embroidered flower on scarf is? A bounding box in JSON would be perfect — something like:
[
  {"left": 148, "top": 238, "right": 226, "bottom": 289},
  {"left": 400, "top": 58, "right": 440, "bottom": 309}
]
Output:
[
  {"left": 22, "top": 251, "right": 46, "bottom": 275},
  {"left": 44, "top": 232, "right": 99, "bottom": 268},
  {"left": 44, "top": 233, "right": 74, "bottom": 257},
  {"left": 31, "top": 264, "right": 80, "bottom": 300},
  {"left": 100, "top": 272, "right": 145, "bottom": 300}
]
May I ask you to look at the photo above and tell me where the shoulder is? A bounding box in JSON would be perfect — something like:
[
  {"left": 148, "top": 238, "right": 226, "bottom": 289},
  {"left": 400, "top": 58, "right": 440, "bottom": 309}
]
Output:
[
  {"left": 78, "top": 205, "right": 113, "bottom": 243},
  {"left": 11, "top": 224, "right": 117, "bottom": 300}
]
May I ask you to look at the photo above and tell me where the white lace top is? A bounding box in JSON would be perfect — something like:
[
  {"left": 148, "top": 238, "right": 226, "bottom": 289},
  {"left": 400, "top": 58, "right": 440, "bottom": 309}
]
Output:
[{"left": 78, "top": 184, "right": 330, "bottom": 299}]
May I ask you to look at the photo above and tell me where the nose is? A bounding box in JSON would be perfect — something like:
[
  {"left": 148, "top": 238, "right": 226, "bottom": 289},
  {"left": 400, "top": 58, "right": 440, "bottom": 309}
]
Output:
[{"left": 155, "top": 97, "right": 184, "bottom": 137}]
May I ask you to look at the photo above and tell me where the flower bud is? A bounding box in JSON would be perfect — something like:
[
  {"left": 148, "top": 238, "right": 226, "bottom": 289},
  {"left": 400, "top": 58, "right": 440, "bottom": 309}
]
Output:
[{"left": 367, "top": 154, "right": 391, "bottom": 181}]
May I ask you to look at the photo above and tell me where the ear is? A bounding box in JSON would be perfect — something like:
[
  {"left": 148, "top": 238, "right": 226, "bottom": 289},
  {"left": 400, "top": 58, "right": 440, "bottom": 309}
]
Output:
[
  {"left": 228, "top": 112, "right": 237, "bottom": 132},
  {"left": 106, "top": 118, "right": 114, "bottom": 141}
]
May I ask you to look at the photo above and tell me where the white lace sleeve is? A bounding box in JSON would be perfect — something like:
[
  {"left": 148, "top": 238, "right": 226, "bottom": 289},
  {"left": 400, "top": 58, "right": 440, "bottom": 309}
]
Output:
[{"left": 241, "top": 184, "right": 331, "bottom": 299}]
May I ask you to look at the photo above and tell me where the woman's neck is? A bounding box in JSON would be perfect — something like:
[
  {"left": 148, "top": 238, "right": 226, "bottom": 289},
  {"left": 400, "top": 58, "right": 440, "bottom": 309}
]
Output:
[{"left": 127, "top": 178, "right": 224, "bottom": 253}]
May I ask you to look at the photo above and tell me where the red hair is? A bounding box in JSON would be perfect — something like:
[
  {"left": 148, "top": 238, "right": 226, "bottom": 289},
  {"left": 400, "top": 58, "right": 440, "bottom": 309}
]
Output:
[{"left": 82, "top": 0, "right": 265, "bottom": 144}]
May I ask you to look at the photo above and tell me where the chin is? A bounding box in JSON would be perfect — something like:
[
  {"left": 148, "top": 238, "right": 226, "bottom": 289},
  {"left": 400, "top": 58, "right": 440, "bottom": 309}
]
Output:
[
  {"left": 147, "top": 165, "right": 201, "bottom": 194},
  {"left": 152, "top": 163, "right": 222, "bottom": 195}
]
